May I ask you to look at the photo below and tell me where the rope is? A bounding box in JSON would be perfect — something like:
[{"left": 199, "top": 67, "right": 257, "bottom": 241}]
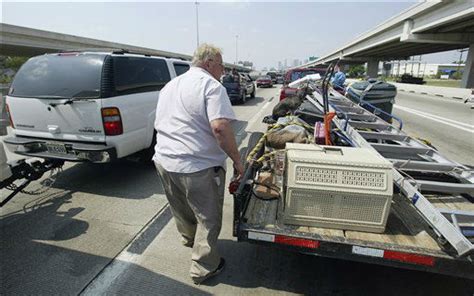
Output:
[{"left": 245, "top": 118, "right": 314, "bottom": 164}]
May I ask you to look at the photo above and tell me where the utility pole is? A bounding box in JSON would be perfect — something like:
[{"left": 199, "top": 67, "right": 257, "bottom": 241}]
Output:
[
  {"left": 195, "top": 2, "right": 200, "bottom": 48},
  {"left": 235, "top": 35, "right": 239, "bottom": 65},
  {"left": 457, "top": 48, "right": 467, "bottom": 80}
]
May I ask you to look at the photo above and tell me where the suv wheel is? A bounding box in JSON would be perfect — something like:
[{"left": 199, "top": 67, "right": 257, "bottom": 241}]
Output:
[
  {"left": 250, "top": 87, "right": 255, "bottom": 98},
  {"left": 137, "top": 131, "right": 156, "bottom": 164},
  {"left": 240, "top": 92, "right": 246, "bottom": 104}
]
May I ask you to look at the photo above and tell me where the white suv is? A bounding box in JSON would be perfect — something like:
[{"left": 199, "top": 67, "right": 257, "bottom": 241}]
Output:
[{"left": 4, "top": 50, "right": 191, "bottom": 162}]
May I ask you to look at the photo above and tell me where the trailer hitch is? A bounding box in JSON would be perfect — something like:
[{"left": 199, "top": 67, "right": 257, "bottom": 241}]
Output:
[{"left": 1, "top": 159, "right": 64, "bottom": 207}]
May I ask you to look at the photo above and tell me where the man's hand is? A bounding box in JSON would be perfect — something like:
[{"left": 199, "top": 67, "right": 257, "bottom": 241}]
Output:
[{"left": 233, "top": 161, "right": 244, "bottom": 180}]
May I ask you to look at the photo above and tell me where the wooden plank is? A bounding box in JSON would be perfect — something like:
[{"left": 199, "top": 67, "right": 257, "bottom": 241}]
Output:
[
  {"left": 427, "top": 195, "right": 474, "bottom": 211},
  {"left": 306, "top": 226, "right": 345, "bottom": 240},
  {"left": 244, "top": 190, "right": 451, "bottom": 255},
  {"left": 345, "top": 194, "right": 442, "bottom": 252}
]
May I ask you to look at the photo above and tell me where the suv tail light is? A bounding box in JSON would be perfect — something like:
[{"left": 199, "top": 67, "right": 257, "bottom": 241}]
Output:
[
  {"left": 280, "top": 87, "right": 298, "bottom": 101},
  {"left": 279, "top": 88, "right": 286, "bottom": 101},
  {"left": 101, "top": 107, "right": 123, "bottom": 135},
  {"left": 5, "top": 103, "right": 14, "bottom": 128}
]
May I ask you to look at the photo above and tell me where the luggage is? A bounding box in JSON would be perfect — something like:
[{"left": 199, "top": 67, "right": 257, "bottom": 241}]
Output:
[{"left": 346, "top": 80, "right": 397, "bottom": 122}]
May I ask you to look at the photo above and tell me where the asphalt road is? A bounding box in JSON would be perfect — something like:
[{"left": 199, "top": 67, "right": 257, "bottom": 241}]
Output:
[
  {"left": 392, "top": 92, "right": 473, "bottom": 166},
  {"left": 1, "top": 87, "right": 473, "bottom": 296}
]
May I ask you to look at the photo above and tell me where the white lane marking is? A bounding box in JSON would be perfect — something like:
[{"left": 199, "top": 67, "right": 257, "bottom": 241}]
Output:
[
  {"left": 395, "top": 105, "right": 473, "bottom": 129},
  {"left": 394, "top": 105, "right": 474, "bottom": 134},
  {"left": 81, "top": 252, "right": 138, "bottom": 295},
  {"left": 81, "top": 203, "right": 169, "bottom": 295},
  {"left": 246, "top": 98, "right": 273, "bottom": 129}
]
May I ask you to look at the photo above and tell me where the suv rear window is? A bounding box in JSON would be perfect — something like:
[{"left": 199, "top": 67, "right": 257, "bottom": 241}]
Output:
[
  {"left": 173, "top": 63, "right": 190, "bottom": 76},
  {"left": 9, "top": 54, "right": 105, "bottom": 98},
  {"left": 113, "top": 57, "right": 171, "bottom": 95}
]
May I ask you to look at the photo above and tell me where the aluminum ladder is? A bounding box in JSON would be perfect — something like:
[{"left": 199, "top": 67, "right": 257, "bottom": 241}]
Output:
[{"left": 307, "top": 87, "right": 474, "bottom": 257}]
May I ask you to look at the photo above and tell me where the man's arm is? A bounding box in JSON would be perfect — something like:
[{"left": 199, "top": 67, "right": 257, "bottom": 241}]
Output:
[{"left": 210, "top": 118, "right": 244, "bottom": 179}]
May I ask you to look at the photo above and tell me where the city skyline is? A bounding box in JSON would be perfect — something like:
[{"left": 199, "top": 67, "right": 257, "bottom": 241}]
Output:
[{"left": 3, "top": 1, "right": 463, "bottom": 70}]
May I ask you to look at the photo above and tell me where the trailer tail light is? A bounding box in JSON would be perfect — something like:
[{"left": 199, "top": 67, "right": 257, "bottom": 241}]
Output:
[
  {"left": 5, "top": 103, "right": 14, "bottom": 128},
  {"left": 247, "top": 231, "right": 319, "bottom": 249},
  {"left": 275, "top": 235, "right": 320, "bottom": 249},
  {"left": 384, "top": 250, "right": 435, "bottom": 266},
  {"left": 101, "top": 107, "right": 123, "bottom": 135},
  {"left": 352, "top": 246, "right": 435, "bottom": 267}
]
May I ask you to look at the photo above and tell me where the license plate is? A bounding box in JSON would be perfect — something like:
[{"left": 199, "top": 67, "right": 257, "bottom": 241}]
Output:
[{"left": 46, "top": 143, "right": 67, "bottom": 155}]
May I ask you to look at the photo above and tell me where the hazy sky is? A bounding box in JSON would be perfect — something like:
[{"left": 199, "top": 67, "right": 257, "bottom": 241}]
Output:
[{"left": 2, "top": 1, "right": 464, "bottom": 69}]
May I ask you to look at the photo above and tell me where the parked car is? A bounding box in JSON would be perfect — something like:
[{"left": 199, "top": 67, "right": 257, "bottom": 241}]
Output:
[
  {"left": 221, "top": 72, "right": 255, "bottom": 104},
  {"left": 256, "top": 76, "right": 273, "bottom": 88},
  {"left": 266, "top": 71, "right": 278, "bottom": 83},
  {"left": 4, "top": 50, "right": 191, "bottom": 163},
  {"left": 276, "top": 74, "right": 284, "bottom": 84},
  {"left": 279, "top": 67, "right": 327, "bottom": 100}
]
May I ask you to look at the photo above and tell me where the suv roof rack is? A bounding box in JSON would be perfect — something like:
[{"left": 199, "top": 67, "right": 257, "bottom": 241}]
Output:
[
  {"left": 56, "top": 48, "right": 190, "bottom": 61},
  {"left": 111, "top": 49, "right": 189, "bottom": 61}
]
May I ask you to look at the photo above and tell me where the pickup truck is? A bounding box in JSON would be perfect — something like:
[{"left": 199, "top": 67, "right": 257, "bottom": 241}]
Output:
[
  {"left": 232, "top": 81, "right": 474, "bottom": 280},
  {"left": 279, "top": 67, "right": 327, "bottom": 100}
]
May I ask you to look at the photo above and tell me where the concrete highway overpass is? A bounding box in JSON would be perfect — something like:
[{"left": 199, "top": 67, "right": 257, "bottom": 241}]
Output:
[
  {"left": 301, "top": 1, "right": 474, "bottom": 88},
  {"left": 0, "top": 23, "right": 250, "bottom": 72}
]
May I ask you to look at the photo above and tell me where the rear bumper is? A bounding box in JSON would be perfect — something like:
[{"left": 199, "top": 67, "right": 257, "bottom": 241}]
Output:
[
  {"left": 227, "top": 93, "right": 242, "bottom": 102},
  {"left": 3, "top": 136, "right": 116, "bottom": 163}
]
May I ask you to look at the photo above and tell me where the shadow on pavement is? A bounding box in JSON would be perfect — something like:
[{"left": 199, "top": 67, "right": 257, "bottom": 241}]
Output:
[
  {"left": 208, "top": 239, "right": 473, "bottom": 296},
  {"left": 0, "top": 194, "right": 205, "bottom": 295},
  {"left": 45, "top": 159, "right": 163, "bottom": 199},
  {"left": 2, "top": 240, "right": 209, "bottom": 295},
  {"left": 243, "top": 96, "right": 265, "bottom": 107},
  {"left": 127, "top": 206, "right": 172, "bottom": 255}
]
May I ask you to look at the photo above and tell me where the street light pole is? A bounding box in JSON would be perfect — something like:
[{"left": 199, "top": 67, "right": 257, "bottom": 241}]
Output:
[
  {"left": 235, "top": 34, "right": 238, "bottom": 65},
  {"left": 457, "top": 48, "right": 467, "bottom": 79},
  {"left": 195, "top": 2, "right": 200, "bottom": 48}
]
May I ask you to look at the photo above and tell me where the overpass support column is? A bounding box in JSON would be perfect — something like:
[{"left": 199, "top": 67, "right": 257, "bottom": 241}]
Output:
[
  {"left": 366, "top": 59, "right": 379, "bottom": 78},
  {"left": 461, "top": 44, "right": 473, "bottom": 89}
]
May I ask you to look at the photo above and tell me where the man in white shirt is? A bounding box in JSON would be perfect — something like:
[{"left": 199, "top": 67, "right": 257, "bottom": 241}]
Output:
[{"left": 153, "top": 43, "right": 244, "bottom": 285}]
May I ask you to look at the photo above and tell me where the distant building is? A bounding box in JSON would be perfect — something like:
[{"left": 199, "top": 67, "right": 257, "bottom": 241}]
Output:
[
  {"left": 278, "top": 61, "right": 282, "bottom": 71},
  {"left": 390, "top": 62, "right": 465, "bottom": 78}
]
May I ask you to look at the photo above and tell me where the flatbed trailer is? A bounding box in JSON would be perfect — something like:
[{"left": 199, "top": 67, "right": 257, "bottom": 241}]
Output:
[
  {"left": 232, "top": 81, "right": 474, "bottom": 280},
  {"left": 234, "top": 180, "right": 473, "bottom": 279}
]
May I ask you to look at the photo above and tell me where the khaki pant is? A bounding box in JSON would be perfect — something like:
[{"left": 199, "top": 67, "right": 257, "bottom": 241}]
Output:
[{"left": 155, "top": 163, "right": 225, "bottom": 280}]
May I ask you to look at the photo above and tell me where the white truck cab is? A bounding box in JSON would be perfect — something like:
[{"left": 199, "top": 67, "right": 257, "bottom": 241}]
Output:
[{"left": 4, "top": 51, "right": 191, "bottom": 162}]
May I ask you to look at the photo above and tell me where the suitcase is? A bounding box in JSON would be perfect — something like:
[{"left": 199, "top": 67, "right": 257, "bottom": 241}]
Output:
[{"left": 346, "top": 80, "right": 397, "bottom": 122}]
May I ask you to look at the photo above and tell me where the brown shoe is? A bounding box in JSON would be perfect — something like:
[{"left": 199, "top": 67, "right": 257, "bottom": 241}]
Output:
[{"left": 192, "top": 258, "right": 225, "bottom": 285}]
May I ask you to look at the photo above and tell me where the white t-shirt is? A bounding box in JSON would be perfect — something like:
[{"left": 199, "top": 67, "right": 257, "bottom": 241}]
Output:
[{"left": 153, "top": 66, "right": 236, "bottom": 173}]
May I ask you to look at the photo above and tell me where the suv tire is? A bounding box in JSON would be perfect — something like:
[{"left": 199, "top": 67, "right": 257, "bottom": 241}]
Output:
[
  {"left": 137, "top": 131, "right": 156, "bottom": 164},
  {"left": 240, "top": 92, "right": 246, "bottom": 104}
]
